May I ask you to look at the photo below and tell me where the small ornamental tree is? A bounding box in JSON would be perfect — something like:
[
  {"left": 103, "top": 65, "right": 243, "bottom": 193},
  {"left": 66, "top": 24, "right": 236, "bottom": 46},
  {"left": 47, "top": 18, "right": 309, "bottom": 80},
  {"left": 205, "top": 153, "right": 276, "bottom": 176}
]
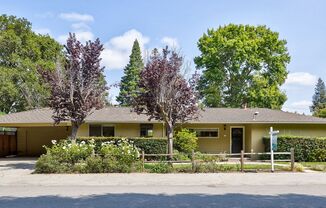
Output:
[
  {"left": 40, "top": 33, "right": 107, "bottom": 141},
  {"left": 133, "top": 47, "right": 199, "bottom": 157}
]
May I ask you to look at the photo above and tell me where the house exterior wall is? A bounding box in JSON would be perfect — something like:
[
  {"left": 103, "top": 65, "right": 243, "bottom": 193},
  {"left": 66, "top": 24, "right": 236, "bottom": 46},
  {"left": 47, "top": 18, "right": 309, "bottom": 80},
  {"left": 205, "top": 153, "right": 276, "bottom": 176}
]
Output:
[
  {"left": 17, "top": 126, "right": 71, "bottom": 156},
  {"left": 12, "top": 122, "right": 326, "bottom": 156},
  {"left": 249, "top": 124, "right": 326, "bottom": 152}
]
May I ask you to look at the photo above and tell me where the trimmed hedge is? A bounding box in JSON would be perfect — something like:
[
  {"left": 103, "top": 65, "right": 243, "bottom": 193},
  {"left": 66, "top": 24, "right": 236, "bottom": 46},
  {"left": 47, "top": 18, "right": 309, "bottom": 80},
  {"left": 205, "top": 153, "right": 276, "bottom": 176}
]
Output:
[
  {"left": 263, "top": 135, "right": 326, "bottom": 162},
  {"left": 76, "top": 137, "right": 167, "bottom": 154}
]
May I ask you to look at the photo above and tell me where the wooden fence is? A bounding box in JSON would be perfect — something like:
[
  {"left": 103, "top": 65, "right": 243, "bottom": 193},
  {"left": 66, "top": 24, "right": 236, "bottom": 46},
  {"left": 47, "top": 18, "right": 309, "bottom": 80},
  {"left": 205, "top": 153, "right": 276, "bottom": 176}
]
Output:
[{"left": 140, "top": 148, "right": 295, "bottom": 172}]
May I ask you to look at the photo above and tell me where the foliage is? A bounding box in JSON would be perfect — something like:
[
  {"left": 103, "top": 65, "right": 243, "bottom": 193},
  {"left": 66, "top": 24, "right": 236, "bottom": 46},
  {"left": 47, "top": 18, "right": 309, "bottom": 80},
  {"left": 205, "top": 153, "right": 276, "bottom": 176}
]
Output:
[
  {"left": 132, "top": 47, "right": 199, "bottom": 156},
  {"left": 172, "top": 149, "right": 191, "bottom": 161},
  {"left": 308, "top": 149, "right": 326, "bottom": 162},
  {"left": 35, "top": 140, "right": 94, "bottom": 173},
  {"left": 194, "top": 163, "right": 235, "bottom": 173},
  {"left": 195, "top": 152, "right": 226, "bottom": 162},
  {"left": 76, "top": 137, "right": 167, "bottom": 154},
  {"left": 314, "top": 108, "right": 326, "bottom": 118},
  {"left": 311, "top": 78, "right": 326, "bottom": 117},
  {"left": 117, "top": 39, "right": 144, "bottom": 106},
  {"left": 195, "top": 24, "right": 290, "bottom": 109},
  {"left": 35, "top": 139, "right": 141, "bottom": 173},
  {"left": 40, "top": 34, "right": 107, "bottom": 140},
  {"left": 146, "top": 162, "right": 173, "bottom": 173},
  {"left": 174, "top": 128, "right": 198, "bottom": 153},
  {"left": 0, "top": 15, "right": 62, "bottom": 113},
  {"left": 263, "top": 135, "right": 326, "bottom": 161},
  {"left": 300, "top": 162, "right": 326, "bottom": 172}
]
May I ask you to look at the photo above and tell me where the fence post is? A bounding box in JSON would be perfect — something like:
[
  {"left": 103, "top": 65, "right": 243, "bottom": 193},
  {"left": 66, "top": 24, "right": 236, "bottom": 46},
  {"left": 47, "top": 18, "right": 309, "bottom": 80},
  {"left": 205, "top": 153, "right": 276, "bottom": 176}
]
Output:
[
  {"left": 191, "top": 150, "right": 195, "bottom": 172},
  {"left": 250, "top": 149, "right": 254, "bottom": 161},
  {"left": 290, "top": 148, "right": 295, "bottom": 171},
  {"left": 141, "top": 151, "right": 145, "bottom": 172},
  {"left": 240, "top": 150, "right": 244, "bottom": 172}
]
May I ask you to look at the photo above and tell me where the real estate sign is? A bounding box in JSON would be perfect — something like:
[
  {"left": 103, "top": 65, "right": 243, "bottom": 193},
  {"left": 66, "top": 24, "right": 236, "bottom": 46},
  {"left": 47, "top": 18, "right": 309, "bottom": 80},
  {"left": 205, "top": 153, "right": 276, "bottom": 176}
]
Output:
[{"left": 272, "top": 134, "right": 278, "bottom": 151}]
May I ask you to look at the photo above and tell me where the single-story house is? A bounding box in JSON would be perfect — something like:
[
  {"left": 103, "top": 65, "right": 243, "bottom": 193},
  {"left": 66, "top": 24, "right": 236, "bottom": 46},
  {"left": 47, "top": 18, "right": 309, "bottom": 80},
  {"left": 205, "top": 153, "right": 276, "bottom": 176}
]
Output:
[{"left": 1, "top": 107, "right": 326, "bottom": 156}]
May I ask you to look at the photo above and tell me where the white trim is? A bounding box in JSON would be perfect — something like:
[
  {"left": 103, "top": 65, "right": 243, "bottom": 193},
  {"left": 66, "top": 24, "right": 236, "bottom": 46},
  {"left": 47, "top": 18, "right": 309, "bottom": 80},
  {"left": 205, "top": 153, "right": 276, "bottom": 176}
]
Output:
[{"left": 230, "top": 126, "right": 245, "bottom": 153}]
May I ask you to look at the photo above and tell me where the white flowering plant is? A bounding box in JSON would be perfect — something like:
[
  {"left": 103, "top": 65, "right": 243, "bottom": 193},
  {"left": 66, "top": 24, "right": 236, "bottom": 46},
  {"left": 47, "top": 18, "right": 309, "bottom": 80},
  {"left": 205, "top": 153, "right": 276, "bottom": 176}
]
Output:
[
  {"left": 99, "top": 139, "right": 140, "bottom": 172},
  {"left": 44, "top": 140, "right": 94, "bottom": 164}
]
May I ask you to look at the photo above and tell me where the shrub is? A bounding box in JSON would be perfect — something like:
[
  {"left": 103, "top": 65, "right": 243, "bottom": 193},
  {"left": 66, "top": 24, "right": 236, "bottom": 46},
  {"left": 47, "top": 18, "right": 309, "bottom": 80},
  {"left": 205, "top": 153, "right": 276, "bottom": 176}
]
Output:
[
  {"left": 174, "top": 128, "right": 198, "bottom": 153},
  {"left": 77, "top": 137, "right": 167, "bottom": 154},
  {"left": 35, "top": 138, "right": 141, "bottom": 173},
  {"left": 195, "top": 152, "right": 226, "bottom": 162},
  {"left": 100, "top": 139, "right": 140, "bottom": 173},
  {"left": 308, "top": 149, "right": 326, "bottom": 162},
  {"left": 263, "top": 135, "right": 326, "bottom": 162},
  {"left": 146, "top": 162, "right": 173, "bottom": 173},
  {"left": 85, "top": 156, "right": 103, "bottom": 173},
  {"left": 172, "top": 149, "right": 191, "bottom": 161},
  {"left": 194, "top": 163, "right": 234, "bottom": 173}
]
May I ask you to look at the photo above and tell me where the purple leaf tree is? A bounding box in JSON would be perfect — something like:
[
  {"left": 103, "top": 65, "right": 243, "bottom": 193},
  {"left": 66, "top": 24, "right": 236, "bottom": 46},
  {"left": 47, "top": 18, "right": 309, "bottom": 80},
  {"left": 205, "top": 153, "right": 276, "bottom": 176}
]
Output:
[
  {"left": 40, "top": 33, "right": 107, "bottom": 141},
  {"left": 133, "top": 47, "right": 199, "bottom": 157}
]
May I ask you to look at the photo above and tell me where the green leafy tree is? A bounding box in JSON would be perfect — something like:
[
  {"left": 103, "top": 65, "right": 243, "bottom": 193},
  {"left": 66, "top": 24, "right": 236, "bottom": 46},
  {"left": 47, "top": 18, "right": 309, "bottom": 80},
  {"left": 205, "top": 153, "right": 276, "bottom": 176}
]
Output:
[
  {"left": 195, "top": 24, "right": 290, "bottom": 109},
  {"left": 117, "top": 39, "right": 144, "bottom": 106},
  {"left": 0, "top": 15, "right": 62, "bottom": 113},
  {"left": 310, "top": 78, "right": 326, "bottom": 117}
]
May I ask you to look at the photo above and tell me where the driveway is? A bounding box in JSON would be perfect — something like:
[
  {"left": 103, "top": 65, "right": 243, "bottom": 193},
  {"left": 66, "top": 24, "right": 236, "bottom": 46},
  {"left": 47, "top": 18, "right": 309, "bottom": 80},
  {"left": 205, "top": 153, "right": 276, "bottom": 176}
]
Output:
[{"left": 0, "top": 158, "right": 325, "bottom": 208}]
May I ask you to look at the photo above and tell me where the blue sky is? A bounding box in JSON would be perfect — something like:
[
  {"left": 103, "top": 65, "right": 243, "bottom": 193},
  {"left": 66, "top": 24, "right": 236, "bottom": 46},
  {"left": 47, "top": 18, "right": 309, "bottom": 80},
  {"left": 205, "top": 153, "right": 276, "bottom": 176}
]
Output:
[{"left": 1, "top": 0, "right": 326, "bottom": 114}]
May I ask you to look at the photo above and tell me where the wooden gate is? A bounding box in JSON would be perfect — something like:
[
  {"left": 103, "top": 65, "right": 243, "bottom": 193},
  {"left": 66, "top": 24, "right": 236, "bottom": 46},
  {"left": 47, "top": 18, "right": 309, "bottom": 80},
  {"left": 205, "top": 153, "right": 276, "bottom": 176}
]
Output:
[{"left": 0, "top": 131, "right": 17, "bottom": 157}]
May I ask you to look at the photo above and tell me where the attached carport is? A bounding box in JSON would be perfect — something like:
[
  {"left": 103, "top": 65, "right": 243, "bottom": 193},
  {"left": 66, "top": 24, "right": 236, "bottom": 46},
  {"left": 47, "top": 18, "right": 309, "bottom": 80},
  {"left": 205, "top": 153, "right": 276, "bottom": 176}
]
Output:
[
  {"left": 0, "top": 109, "right": 71, "bottom": 157},
  {"left": 0, "top": 125, "right": 71, "bottom": 156}
]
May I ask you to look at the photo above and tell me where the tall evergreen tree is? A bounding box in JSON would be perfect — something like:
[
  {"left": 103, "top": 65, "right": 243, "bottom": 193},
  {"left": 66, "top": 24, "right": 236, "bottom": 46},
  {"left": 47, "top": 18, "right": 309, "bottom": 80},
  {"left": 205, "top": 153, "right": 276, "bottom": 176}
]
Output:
[
  {"left": 117, "top": 39, "right": 144, "bottom": 106},
  {"left": 310, "top": 78, "right": 326, "bottom": 116}
]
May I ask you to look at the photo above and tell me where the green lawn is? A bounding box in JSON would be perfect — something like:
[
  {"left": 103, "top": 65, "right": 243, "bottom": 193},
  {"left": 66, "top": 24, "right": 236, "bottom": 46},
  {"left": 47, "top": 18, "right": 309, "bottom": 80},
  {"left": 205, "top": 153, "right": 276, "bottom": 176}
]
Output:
[
  {"left": 300, "top": 162, "right": 326, "bottom": 172},
  {"left": 144, "top": 163, "right": 288, "bottom": 173}
]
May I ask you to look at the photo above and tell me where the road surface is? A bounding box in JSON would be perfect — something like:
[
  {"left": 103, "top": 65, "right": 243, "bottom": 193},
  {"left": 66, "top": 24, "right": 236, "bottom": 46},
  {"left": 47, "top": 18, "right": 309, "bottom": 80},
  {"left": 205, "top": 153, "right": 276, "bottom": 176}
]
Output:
[{"left": 0, "top": 158, "right": 325, "bottom": 208}]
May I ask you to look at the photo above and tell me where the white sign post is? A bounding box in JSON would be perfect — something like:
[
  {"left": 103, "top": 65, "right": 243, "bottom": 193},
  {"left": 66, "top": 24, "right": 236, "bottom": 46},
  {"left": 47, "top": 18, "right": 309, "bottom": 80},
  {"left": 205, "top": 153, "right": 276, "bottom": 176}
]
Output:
[{"left": 269, "top": 127, "right": 279, "bottom": 172}]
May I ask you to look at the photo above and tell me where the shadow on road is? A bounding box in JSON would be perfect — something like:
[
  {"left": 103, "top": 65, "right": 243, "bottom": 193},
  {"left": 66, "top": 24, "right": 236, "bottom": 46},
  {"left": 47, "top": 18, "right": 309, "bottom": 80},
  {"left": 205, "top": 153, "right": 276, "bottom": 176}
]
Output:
[
  {"left": 0, "top": 162, "right": 35, "bottom": 170},
  {"left": 0, "top": 193, "right": 325, "bottom": 208}
]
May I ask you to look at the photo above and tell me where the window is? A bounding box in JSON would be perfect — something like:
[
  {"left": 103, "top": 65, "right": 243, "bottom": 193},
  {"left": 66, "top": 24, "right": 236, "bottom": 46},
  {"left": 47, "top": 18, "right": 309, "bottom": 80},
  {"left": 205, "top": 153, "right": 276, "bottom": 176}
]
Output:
[
  {"left": 103, "top": 126, "right": 115, "bottom": 137},
  {"left": 191, "top": 129, "right": 219, "bottom": 138},
  {"left": 140, "top": 124, "right": 153, "bottom": 137},
  {"left": 89, "top": 125, "right": 115, "bottom": 137},
  {"left": 89, "top": 125, "right": 102, "bottom": 137}
]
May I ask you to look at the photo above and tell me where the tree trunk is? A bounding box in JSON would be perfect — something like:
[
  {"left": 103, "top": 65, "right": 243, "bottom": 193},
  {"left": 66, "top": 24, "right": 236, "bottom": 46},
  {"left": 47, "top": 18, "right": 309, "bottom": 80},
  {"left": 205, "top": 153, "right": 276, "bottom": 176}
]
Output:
[
  {"left": 166, "top": 123, "right": 174, "bottom": 160},
  {"left": 70, "top": 122, "right": 79, "bottom": 144}
]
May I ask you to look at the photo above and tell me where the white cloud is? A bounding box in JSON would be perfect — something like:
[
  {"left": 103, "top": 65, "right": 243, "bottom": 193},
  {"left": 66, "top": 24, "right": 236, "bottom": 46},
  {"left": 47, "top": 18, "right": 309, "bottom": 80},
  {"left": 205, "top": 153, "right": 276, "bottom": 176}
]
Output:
[
  {"left": 101, "top": 29, "right": 150, "bottom": 70},
  {"left": 285, "top": 72, "right": 317, "bottom": 86},
  {"left": 71, "top": 22, "right": 91, "bottom": 31},
  {"left": 282, "top": 100, "right": 312, "bottom": 114},
  {"left": 34, "top": 28, "right": 51, "bottom": 35},
  {"left": 59, "top": 12, "right": 94, "bottom": 22},
  {"left": 57, "top": 31, "right": 95, "bottom": 44},
  {"left": 161, "top": 37, "right": 179, "bottom": 48}
]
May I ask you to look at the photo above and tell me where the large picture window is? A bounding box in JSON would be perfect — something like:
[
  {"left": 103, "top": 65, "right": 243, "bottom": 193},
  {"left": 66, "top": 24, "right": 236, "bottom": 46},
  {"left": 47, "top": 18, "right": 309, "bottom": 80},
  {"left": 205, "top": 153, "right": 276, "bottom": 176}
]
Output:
[
  {"left": 89, "top": 125, "right": 115, "bottom": 137},
  {"left": 191, "top": 129, "right": 219, "bottom": 138},
  {"left": 140, "top": 124, "right": 154, "bottom": 137}
]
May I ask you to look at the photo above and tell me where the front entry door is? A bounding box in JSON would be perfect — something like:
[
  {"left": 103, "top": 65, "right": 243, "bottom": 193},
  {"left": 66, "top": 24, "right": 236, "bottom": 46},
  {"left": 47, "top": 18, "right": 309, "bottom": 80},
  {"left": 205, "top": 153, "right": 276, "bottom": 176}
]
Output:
[{"left": 231, "top": 128, "right": 243, "bottom": 153}]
